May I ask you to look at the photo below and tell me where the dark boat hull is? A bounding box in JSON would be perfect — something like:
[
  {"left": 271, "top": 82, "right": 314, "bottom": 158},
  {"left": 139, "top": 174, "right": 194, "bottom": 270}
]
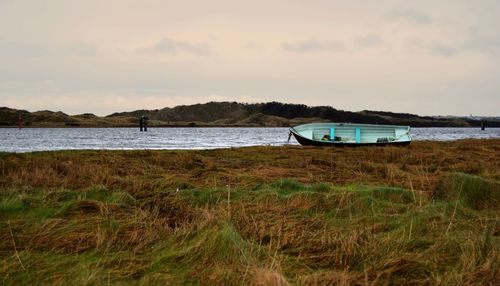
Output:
[{"left": 291, "top": 132, "right": 411, "bottom": 147}]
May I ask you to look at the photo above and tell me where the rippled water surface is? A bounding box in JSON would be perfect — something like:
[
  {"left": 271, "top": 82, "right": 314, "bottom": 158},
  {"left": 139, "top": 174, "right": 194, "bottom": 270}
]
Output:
[{"left": 0, "top": 127, "right": 499, "bottom": 152}]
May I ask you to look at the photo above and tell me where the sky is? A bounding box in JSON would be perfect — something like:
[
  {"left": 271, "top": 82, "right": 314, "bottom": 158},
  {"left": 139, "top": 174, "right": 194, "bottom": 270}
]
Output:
[{"left": 0, "top": 0, "right": 499, "bottom": 116}]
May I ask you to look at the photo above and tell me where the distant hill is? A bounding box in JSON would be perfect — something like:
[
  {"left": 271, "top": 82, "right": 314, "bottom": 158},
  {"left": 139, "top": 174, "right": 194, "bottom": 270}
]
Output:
[
  {"left": 0, "top": 107, "right": 137, "bottom": 127},
  {"left": 1, "top": 102, "right": 499, "bottom": 127},
  {"left": 106, "top": 102, "right": 500, "bottom": 127}
]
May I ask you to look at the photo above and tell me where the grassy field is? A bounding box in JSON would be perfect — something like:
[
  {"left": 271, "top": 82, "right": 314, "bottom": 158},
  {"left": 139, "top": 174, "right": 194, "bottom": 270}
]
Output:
[{"left": 0, "top": 139, "right": 499, "bottom": 285}]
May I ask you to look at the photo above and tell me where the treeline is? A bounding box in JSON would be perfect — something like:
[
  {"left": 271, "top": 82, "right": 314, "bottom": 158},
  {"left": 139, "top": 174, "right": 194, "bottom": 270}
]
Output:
[{"left": 244, "top": 102, "right": 498, "bottom": 127}]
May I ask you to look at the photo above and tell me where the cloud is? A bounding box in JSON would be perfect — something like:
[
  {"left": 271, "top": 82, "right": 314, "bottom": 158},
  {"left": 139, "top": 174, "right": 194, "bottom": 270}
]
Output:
[
  {"left": 0, "top": 41, "right": 48, "bottom": 58},
  {"left": 464, "top": 36, "right": 500, "bottom": 54},
  {"left": 405, "top": 37, "right": 458, "bottom": 57},
  {"left": 386, "top": 8, "right": 432, "bottom": 24},
  {"left": 0, "top": 41, "right": 98, "bottom": 58},
  {"left": 244, "top": 41, "right": 265, "bottom": 52},
  {"left": 428, "top": 42, "right": 457, "bottom": 57},
  {"left": 137, "top": 37, "right": 211, "bottom": 56},
  {"left": 357, "top": 33, "right": 384, "bottom": 47},
  {"left": 282, "top": 39, "right": 344, "bottom": 53},
  {"left": 65, "top": 41, "right": 98, "bottom": 57},
  {"left": 409, "top": 36, "right": 499, "bottom": 57}
]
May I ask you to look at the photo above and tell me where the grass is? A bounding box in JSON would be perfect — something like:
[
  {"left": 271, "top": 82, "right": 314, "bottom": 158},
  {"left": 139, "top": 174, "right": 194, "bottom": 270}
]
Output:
[
  {"left": 0, "top": 139, "right": 499, "bottom": 285},
  {"left": 434, "top": 172, "right": 500, "bottom": 210}
]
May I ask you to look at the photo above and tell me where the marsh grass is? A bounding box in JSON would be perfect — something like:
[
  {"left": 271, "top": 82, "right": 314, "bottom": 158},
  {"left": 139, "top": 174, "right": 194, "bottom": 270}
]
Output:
[
  {"left": 434, "top": 172, "right": 500, "bottom": 210},
  {"left": 0, "top": 140, "right": 499, "bottom": 285}
]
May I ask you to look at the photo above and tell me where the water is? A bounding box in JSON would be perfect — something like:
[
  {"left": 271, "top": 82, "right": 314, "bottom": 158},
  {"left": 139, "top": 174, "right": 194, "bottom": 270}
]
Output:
[
  {"left": 410, "top": 127, "right": 500, "bottom": 141},
  {"left": 0, "top": 127, "right": 499, "bottom": 153}
]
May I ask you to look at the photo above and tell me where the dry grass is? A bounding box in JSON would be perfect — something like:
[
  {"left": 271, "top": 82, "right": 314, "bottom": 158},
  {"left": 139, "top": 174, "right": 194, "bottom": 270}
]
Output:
[
  {"left": 1, "top": 139, "right": 499, "bottom": 193},
  {"left": 0, "top": 139, "right": 499, "bottom": 285}
]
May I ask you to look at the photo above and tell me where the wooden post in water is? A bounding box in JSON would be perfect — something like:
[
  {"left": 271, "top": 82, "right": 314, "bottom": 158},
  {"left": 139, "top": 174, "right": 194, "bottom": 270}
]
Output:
[
  {"left": 18, "top": 114, "right": 23, "bottom": 130},
  {"left": 143, "top": 116, "right": 148, "bottom": 132},
  {"left": 139, "top": 115, "right": 149, "bottom": 132}
]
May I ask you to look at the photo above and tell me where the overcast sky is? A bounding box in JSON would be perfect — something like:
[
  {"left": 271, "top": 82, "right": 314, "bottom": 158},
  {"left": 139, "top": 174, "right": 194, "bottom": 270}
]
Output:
[{"left": 1, "top": 0, "right": 499, "bottom": 116}]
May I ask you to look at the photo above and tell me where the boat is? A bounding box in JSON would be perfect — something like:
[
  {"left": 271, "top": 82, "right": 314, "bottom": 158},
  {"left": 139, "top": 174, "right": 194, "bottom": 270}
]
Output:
[{"left": 289, "top": 123, "right": 411, "bottom": 146}]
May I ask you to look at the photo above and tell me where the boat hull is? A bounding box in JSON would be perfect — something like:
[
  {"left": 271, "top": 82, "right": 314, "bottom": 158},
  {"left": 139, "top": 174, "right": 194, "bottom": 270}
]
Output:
[
  {"left": 290, "top": 123, "right": 411, "bottom": 147},
  {"left": 291, "top": 131, "right": 411, "bottom": 147}
]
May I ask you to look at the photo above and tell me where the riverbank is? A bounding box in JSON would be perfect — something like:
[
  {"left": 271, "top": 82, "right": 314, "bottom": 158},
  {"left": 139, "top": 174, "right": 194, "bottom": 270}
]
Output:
[{"left": 1, "top": 140, "right": 499, "bottom": 285}]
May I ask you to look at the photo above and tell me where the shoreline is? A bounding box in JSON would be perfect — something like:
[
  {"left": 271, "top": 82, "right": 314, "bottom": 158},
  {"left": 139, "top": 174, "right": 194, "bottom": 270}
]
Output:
[{"left": 1, "top": 138, "right": 500, "bottom": 154}]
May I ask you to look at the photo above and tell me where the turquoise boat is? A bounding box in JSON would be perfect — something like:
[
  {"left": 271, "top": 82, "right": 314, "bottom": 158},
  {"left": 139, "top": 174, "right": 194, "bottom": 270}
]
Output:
[{"left": 289, "top": 123, "right": 411, "bottom": 146}]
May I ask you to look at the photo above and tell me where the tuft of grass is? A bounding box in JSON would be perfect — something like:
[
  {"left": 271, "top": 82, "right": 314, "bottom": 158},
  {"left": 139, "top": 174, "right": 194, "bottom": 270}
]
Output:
[
  {"left": 312, "top": 182, "right": 332, "bottom": 192},
  {"left": 147, "top": 221, "right": 268, "bottom": 284},
  {"left": 0, "top": 195, "right": 26, "bottom": 214},
  {"left": 370, "top": 186, "right": 415, "bottom": 204},
  {"left": 434, "top": 172, "right": 500, "bottom": 209},
  {"left": 273, "top": 179, "right": 304, "bottom": 193}
]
